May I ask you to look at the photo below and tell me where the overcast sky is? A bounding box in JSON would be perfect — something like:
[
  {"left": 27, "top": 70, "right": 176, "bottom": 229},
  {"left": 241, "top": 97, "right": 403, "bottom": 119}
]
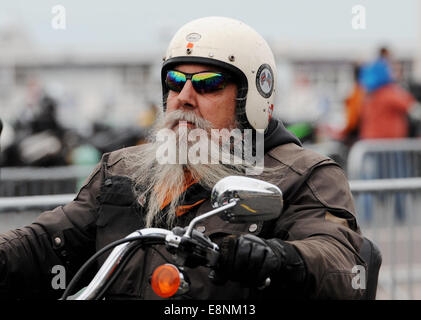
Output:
[{"left": 0, "top": 0, "right": 419, "bottom": 56}]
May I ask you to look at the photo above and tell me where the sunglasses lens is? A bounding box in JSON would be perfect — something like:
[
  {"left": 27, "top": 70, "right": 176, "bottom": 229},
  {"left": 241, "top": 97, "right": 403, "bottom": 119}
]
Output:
[
  {"left": 192, "top": 72, "right": 227, "bottom": 93},
  {"left": 166, "top": 71, "right": 186, "bottom": 92}
]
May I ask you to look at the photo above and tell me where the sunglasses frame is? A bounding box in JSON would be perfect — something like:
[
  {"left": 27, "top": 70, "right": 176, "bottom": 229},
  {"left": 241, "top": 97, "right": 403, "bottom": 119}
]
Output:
[{"left": 165, "top": 70, "right": 232, "bottom": 94}]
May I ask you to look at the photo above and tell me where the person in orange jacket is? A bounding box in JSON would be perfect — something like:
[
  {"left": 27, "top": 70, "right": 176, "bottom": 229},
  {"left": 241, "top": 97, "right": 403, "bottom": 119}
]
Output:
[
  {"left": 359, "top": 48, "right": 417, "bottom": 139},
  {"left": 338, "top": 64, "right": 365, "bottom": 146}
]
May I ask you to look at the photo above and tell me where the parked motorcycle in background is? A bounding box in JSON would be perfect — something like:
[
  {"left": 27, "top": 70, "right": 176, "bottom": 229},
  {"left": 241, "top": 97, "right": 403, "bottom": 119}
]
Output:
[
  {"left": 1, "top": 95, "right": 80, "bottom": 167},
  {"left": 0, "top": 94, "right": 149, "bottom": 168}
]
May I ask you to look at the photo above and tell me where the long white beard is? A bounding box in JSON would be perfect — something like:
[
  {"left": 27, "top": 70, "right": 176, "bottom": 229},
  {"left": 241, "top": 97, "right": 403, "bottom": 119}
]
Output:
[{"left": 123, "top": 110, "right": 250, "bottom": 228}]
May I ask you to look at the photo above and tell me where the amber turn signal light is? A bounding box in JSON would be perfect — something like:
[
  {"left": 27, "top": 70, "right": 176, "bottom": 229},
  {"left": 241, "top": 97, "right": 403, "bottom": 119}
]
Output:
[{"left": 151, "top": 264, "right": 181, "bottom": 298}]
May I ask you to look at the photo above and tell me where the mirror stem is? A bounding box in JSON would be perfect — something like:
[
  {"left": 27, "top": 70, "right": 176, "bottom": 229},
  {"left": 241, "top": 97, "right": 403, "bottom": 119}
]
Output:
[{"left": 184, "top": 200, "right": 239, "bottom": 238}]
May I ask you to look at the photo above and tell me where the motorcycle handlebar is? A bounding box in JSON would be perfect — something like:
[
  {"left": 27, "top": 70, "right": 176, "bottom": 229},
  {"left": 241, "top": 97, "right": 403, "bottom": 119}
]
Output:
[
  {"left": 62, "top": 227, "right": 220, "bottom": 300},
  {"left": 62, "top": 231, "right": 169, "bottom": 300}
]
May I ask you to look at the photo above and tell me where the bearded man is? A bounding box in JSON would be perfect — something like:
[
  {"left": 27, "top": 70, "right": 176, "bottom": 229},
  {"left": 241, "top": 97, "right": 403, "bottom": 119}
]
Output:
[{"left": 0, "top": 17, "right": 376, "bottom": 300}]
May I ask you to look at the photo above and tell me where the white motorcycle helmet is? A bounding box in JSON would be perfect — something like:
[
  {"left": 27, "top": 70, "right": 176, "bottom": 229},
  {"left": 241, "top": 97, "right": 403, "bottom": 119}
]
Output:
[{"left": 161, "top": 16, "right": 277, "bottom": 130}]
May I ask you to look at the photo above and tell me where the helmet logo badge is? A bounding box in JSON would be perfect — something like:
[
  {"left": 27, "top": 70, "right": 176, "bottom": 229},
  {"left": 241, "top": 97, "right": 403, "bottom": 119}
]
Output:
[
  {"left": 186, "top": 33, "right": 201, "bottom": 42},
  {"left": 256, "top": 64, "right": 274, "bottom": 98}
]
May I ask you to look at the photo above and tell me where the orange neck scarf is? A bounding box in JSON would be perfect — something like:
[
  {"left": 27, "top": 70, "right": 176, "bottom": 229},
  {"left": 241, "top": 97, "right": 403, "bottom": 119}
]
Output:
[{"left": 158, "top": 170, "right": 205, "bottom": 216}]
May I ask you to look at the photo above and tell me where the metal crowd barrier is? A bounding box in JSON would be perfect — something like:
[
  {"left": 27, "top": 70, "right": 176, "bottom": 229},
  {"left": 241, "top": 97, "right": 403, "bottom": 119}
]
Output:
[
  {"left": 347, "top": 138, "right": 421, "bottom": 300},
  {"left": 0, "top": 165, "right": 95, "bottom": 197},
  {"left": 0, "top": 194, "right": 76, "bottom": 212},
  {"left": 0, "top": 194, "right": 76, "bottom": 233},
  {"left": 350, "top": 178, "right": 421, "bottom": 300},
  {"left": 347, "top": 138, "right": 421, "bottom": 180}
]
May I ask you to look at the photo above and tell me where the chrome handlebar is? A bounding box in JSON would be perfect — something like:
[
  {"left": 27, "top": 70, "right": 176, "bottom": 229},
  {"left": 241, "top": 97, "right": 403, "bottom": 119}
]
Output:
[
  {"left": 75, "top": 228, "right": 173, "bottom": 300},
  {"left": 72, "top": 203, "right": 232, "bottom": 300},
  {"left": 67, "top": 198, "right": 271, "bottom": 300}
]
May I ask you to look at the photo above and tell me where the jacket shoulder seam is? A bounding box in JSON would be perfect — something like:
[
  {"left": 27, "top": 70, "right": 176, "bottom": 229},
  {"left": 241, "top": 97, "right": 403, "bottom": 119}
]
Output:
[
  {"left": 105, "top": 145, "right": 146, "bottom": 169},
  {"left": 267, "top": 144, "right": 332, "bottom": 175}
]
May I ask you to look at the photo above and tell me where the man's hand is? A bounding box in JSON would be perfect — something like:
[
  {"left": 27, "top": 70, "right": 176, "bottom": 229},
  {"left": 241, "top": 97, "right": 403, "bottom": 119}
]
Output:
[{"left": 214, "top": 234, "right": 307, "bottom": 288}]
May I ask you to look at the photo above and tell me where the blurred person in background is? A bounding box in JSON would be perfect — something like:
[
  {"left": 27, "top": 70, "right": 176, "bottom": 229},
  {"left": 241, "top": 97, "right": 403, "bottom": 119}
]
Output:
[
  {"left": 334, "top": 64, "right": 365, "bottom": 147},
  {"left": 357, "top": 47, "right": 421, "bottom": 222},
  {"left": 359, "top": 47, "right": 419, "bottom": 139}
]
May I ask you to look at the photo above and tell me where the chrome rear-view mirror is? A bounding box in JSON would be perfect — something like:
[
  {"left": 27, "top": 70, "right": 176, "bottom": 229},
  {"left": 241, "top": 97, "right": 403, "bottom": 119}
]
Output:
[{"left": 211, "top": 176, "right": 283, "bottom": 223}]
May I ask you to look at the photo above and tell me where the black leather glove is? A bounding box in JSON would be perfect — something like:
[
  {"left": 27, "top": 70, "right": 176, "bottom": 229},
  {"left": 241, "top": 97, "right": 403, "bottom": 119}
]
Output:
[{"left": 215, "top": 234, "right": 307, "bottom": 288}]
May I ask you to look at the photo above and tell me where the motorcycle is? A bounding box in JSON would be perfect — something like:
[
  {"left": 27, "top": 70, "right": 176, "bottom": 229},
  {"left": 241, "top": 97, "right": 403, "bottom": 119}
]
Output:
[
  {"left": 0, "top": 95, "right": 81, "bottom": 167},
  {"left": 61, "top": 176, "right": 283, "bottom": 300},
  {"left": 86, "top": 121, "right": 148, "bottom": 155}
]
